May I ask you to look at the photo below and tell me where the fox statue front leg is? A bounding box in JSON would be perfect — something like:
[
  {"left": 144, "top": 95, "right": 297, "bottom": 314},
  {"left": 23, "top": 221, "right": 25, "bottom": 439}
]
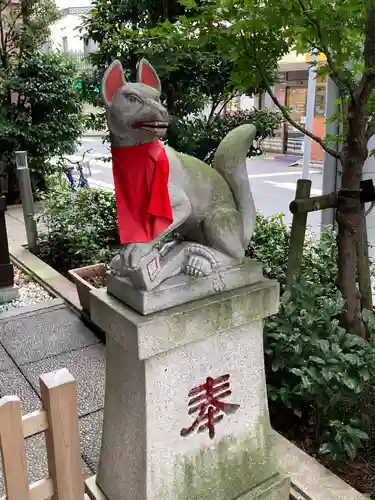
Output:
[{"left": 111, "top": 187, "right": 193, "bottom": 280}]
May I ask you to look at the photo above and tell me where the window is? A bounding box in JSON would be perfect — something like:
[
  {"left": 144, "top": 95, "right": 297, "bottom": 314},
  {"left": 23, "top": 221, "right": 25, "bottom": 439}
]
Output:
[{"left": 62, "top": 36, "right": 68, "bottom": 53}]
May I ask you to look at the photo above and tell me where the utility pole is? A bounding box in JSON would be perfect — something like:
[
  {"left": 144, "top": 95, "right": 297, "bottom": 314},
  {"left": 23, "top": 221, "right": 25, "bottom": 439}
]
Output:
[
  {"left": 0, "top": 196, "right": 18, "bottom": 303},
  {"left": 321, "top": 78, "right": 340, "bottom": 229},
  {"left": 15, "top": 151, "right": 38, "bottom": 253},
  {"left": 302, "top": 52, "right": 317, "bottom": 179}
]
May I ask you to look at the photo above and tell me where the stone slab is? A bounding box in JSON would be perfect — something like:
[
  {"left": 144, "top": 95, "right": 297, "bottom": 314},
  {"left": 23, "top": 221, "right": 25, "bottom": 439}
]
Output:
[
  {"left": 0, "top": 285, "right": 19, "bottom": 304},
  {"left": 238, "top": 474, "right": 290, "bottom": 499},
  {"left": 0, "top": 298, "right": 64, "bottom": 321},
  {"left": 0, "top": 366, "right": 41, "bottom": 414},
  {"left": 90, "top": 277, "right": 279, "bottom": 359},
  {"left": 79, "top": 410, "right": 103, "bottom": 473},
  {"left": 21, "top": 344, "right": 106, "bottom": 417},
  {"left": 10, "top": 245, "right": 81, "bottom": 311},
  {"left": 0, "top": 343, "right": 17, "bottom": 372},
  {"left": 271, "top": 431, "right": 368, "bottom": 500},
  {"left": 106, "top": 258, "right": 263, "bottom": 315},
  {"left": 0, "top": 304, "right": 100, "bottom": 365},
  {"left": 85, "top": 474, "right": 290, "bottom": 500},
  {"left": 85, "top": 476, "right": 107, "bottom": 500}
]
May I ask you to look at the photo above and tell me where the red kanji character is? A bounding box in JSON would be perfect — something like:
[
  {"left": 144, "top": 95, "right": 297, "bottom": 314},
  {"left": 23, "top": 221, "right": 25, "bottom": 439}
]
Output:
[{"left": 180, "top": 374, "right": 240, "bottom": 439}]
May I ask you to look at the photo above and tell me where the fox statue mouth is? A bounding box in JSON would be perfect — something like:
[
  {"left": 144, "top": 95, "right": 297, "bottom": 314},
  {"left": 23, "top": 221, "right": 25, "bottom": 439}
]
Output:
[{"left": 132, "top": 121, "right": 169, "bottom": 132}]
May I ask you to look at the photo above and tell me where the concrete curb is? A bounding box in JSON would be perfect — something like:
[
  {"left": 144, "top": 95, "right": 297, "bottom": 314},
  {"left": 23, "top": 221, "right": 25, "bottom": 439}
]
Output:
[
  {"left": 288, "top": 160, "right": 323, "bottom": 170},
  {"left": 272, "top": 431, "right": 368, "bottom": 500},
  {"left": 10, "top": 245, "right": 82, "bottom": 313},
  {"left": 0, "top": 298, "right": 65, "bottom": 322}
]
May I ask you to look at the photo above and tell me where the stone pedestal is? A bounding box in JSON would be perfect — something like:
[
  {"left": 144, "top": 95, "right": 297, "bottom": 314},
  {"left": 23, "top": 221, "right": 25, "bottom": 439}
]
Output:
[
  {"left": 87, "top": 262, "right": 290, "bottom": 500},
  {"left": 0, "top": 285, "right": 19, "bottom": 305}
]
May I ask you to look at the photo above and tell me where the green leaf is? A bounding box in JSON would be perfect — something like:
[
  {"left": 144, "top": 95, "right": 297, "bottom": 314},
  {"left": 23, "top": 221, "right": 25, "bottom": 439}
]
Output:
[{"left": 342, "top": 375, "right": 358, "bottom": 390}]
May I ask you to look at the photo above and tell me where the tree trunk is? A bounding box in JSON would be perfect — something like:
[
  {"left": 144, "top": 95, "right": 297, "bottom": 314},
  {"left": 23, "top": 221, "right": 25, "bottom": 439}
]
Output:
[{"left": 336, "top": 102, "right": 368, "bottom": 337}]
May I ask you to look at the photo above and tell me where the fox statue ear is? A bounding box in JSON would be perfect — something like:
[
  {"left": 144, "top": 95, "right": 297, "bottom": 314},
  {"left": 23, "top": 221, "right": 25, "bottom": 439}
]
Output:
[
  {"left": 137, "top": 59, "right": 161, "bottom": 93},
  {"left": 101, "top": 60, "right": 126, "bottom": 106}
]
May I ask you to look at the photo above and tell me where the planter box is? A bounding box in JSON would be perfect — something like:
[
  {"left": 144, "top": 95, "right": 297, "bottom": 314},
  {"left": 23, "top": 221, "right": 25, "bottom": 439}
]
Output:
[{"left": 68, "top": 263, "right": 107, "bottom": 315}]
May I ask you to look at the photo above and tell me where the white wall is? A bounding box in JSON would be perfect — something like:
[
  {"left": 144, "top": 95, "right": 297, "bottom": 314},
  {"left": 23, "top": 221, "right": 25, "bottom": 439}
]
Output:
[
  {"left": 239, "top": 95, "right": 255, "bottom": 110},
  {"left": 49, "top": 14, "right": 86, "bottom": 53}
]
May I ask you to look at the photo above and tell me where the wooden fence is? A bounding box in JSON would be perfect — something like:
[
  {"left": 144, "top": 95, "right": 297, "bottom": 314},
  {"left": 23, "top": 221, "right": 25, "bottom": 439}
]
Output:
[{"left": 0, "top": 368, "right": 90, "bottom": 500}]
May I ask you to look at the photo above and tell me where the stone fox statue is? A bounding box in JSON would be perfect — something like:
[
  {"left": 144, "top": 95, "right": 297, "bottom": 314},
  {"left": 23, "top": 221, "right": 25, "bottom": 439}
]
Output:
[{"left": 102, "top": 58, "right": 257, "bottom": 282}]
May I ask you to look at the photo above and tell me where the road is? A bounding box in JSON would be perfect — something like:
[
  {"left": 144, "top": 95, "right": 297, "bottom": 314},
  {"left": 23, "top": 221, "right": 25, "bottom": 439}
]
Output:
[{"left": 73, "top": 136, "right": 323, "bottom": 233}]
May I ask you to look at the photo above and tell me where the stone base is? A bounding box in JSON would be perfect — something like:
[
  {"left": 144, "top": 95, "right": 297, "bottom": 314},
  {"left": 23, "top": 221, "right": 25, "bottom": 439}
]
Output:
[
  {"left": 85, "top": 473, "right": 290, "bottom": 500},
  {"left": 239, "top": 474, "right": 290, "bottom": 500},
  {"left": 0, "top": 285, "right": 19, "bottom": 305},
  {"left": 89, "top": 278, "right": 283, "bottom": 500},
  {"left": 106, "top": 258, "right": 263, "bottom": 315}
]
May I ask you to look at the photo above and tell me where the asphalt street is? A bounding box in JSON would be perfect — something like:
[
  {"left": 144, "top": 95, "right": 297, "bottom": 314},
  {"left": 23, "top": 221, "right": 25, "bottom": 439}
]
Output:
[{"left": 72, "top": 135, "right": 323, "bottom": 233}]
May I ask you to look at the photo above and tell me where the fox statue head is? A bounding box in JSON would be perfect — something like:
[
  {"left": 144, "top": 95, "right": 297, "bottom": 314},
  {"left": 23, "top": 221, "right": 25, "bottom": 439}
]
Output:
[{"left": 101, "top": 59, "right": 169, "bottom": 147}]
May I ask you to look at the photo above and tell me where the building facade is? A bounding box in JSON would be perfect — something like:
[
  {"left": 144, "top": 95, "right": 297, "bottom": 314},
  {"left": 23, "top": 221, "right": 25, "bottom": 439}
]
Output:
[
  {"left": 47, "top": 6, "right": 98, "bottom": 56},
  {"left": 258, "top": 51, "right": 327, "bottom": 162}
]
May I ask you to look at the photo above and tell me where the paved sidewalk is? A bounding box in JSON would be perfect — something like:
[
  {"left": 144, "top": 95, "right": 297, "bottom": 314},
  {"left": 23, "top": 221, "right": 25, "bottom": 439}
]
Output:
[{"left": 2, "top": 205, "right": 105, "bottom": 491}]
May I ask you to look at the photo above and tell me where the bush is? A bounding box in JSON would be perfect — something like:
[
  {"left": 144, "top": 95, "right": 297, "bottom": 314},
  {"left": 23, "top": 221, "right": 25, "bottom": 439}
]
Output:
[
  {"left": 36, "top": 186, "right": 375, "bottom": 462},
  {"left": 0, "top": 52, "right": 84, "bottom": 200},
  {"left": 250, "top": 214, "right": 375, "bottom": 462},
  {"left": 36, "top": 178, "right": 119, "bottom": 272},
  {"left": 167, "top": 109, "right": 282, "bottom": 163}
]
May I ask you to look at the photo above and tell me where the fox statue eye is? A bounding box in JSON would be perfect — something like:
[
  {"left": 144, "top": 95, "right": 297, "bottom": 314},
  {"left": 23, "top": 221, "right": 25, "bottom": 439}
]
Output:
[{"left": 126, "top": 94, "right": 141, "bottom": 104}]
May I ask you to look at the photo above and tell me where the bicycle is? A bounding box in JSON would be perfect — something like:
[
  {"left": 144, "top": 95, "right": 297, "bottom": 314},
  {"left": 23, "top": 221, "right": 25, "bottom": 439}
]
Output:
[{"left": 62, "top": 149, "right": 93, "bottom": 190}]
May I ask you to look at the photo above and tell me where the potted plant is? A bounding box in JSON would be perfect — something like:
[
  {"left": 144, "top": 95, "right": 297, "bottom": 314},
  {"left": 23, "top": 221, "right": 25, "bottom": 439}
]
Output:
[{"left": 69, "top": 263, "right": 108, "bottom": 316}]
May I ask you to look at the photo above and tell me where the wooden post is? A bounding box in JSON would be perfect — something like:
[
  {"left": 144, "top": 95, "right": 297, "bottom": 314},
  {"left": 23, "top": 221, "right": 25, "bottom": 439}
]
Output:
[
  {"left": 0, "top": 196, "right": 14, "bottom": 288},
  {"left": 357, "top": 204, "right": 373, "bottom": 312},
  {"left": 0, "top": 396, "right": 30, "bottom": 500},
  {"left": 286, "top": 179, "right": 312, "bottom": 291},
  {"left": 40, "top": 368, "right": 85, "bottom": 500}
]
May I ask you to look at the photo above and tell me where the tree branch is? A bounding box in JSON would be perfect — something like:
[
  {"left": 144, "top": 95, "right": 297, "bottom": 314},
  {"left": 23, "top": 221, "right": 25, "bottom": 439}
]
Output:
[
  {"left": 249, "top": 41, "right": 340, "bottom": 159},
  {"left": 295, "top": 0, "right": 354, "bottom": 98}
]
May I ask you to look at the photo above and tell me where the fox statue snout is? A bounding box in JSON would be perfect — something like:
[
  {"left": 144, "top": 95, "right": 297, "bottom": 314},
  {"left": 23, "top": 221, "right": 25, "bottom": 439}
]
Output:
[{"left": 102, "top": 59, "right": 169, "bottom": 146}]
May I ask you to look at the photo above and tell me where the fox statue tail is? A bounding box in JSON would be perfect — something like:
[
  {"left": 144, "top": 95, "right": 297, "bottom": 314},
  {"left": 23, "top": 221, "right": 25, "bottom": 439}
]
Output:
[{"left": 213, "top": 124, "right": 257, "bottom": 248}]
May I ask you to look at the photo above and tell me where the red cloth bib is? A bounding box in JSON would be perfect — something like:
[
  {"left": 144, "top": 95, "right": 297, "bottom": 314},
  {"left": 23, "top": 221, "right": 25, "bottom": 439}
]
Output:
[{"left": 111, "top": 141, "right": 173, "bottom": 244}]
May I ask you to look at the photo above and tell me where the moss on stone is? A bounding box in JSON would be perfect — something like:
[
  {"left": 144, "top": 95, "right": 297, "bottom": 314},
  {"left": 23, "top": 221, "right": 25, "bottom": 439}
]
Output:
[{"left": 172, "top": 434, "right": 275, "bottom": 500}]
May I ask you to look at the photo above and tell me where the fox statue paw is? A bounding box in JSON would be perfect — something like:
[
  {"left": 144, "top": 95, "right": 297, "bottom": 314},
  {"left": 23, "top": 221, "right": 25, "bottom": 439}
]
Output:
[{"left": 183, "top": 255, "right": 212, "bottom": 277}]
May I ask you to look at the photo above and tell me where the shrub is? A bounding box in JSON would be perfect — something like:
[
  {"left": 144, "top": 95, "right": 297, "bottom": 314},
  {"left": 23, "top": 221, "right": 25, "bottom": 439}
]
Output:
[
  {"left": 250, "top": 214, "right": 375, "bottom": 462},
  {"left": 36, "top": 177, "right": 119, "bottom": 272},
  {"left": 266, "top": 282, "right": 375, "bottom": 461},
  {"left": 167, "top": 109, "right": 282, "bottom": 163},
  {"left": 36, "top": 188, "right": 375, "bottom": 462},
  {"left": 0, "top": 51, "right": 84, "bottom": 201}
]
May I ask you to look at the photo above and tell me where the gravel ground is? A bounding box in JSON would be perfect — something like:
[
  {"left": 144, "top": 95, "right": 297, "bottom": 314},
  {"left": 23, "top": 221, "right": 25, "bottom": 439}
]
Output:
[{"left": 0, "top": 267, "right": 53, "bottom": 313}]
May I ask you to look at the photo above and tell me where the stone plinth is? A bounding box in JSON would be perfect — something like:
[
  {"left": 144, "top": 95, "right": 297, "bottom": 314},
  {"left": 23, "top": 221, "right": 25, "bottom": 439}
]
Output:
[
  {"left": 106, "top": 258, "right": 263, "bottom": 315},
  {"left": 0, "top": 285, "right": 19, "bottom": 304},
  {"left": 87, "top": 268, "right": 290, "bottom": 500}
]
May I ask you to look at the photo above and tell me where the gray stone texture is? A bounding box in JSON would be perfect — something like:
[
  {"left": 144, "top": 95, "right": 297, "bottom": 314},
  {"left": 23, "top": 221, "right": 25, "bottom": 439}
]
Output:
[
  {"left": 272, "top": 432, "right": 368, "bottom": 500},
  {"left": 0, "top": 298, "right": 64, "bottom": 322},
  {"left": 237, "top": 474, "right": 290, "bottom": 500},
  {"left": 0, "top": 285, "right": 19, "bottom": 304},
  {"left": 21, "top": 344, "right": 106, "bottom": 416},
  {"left": 91, "top": 277, "right": 279, "bottom": 360},
  {"left": 0, "top": 304, "right": 100, "bottom": 365},
  {"left": 79, "top": 410, "right": 103, "bottom": 473},
  {"left": 106, "top": 258, "right": 263, "bottom": 315},
  {"left": 0, "top": 366, "right": 41, "bottom": 414},
  {"left": 91, "top": 276, "right": 288, "bottom": 500}
]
